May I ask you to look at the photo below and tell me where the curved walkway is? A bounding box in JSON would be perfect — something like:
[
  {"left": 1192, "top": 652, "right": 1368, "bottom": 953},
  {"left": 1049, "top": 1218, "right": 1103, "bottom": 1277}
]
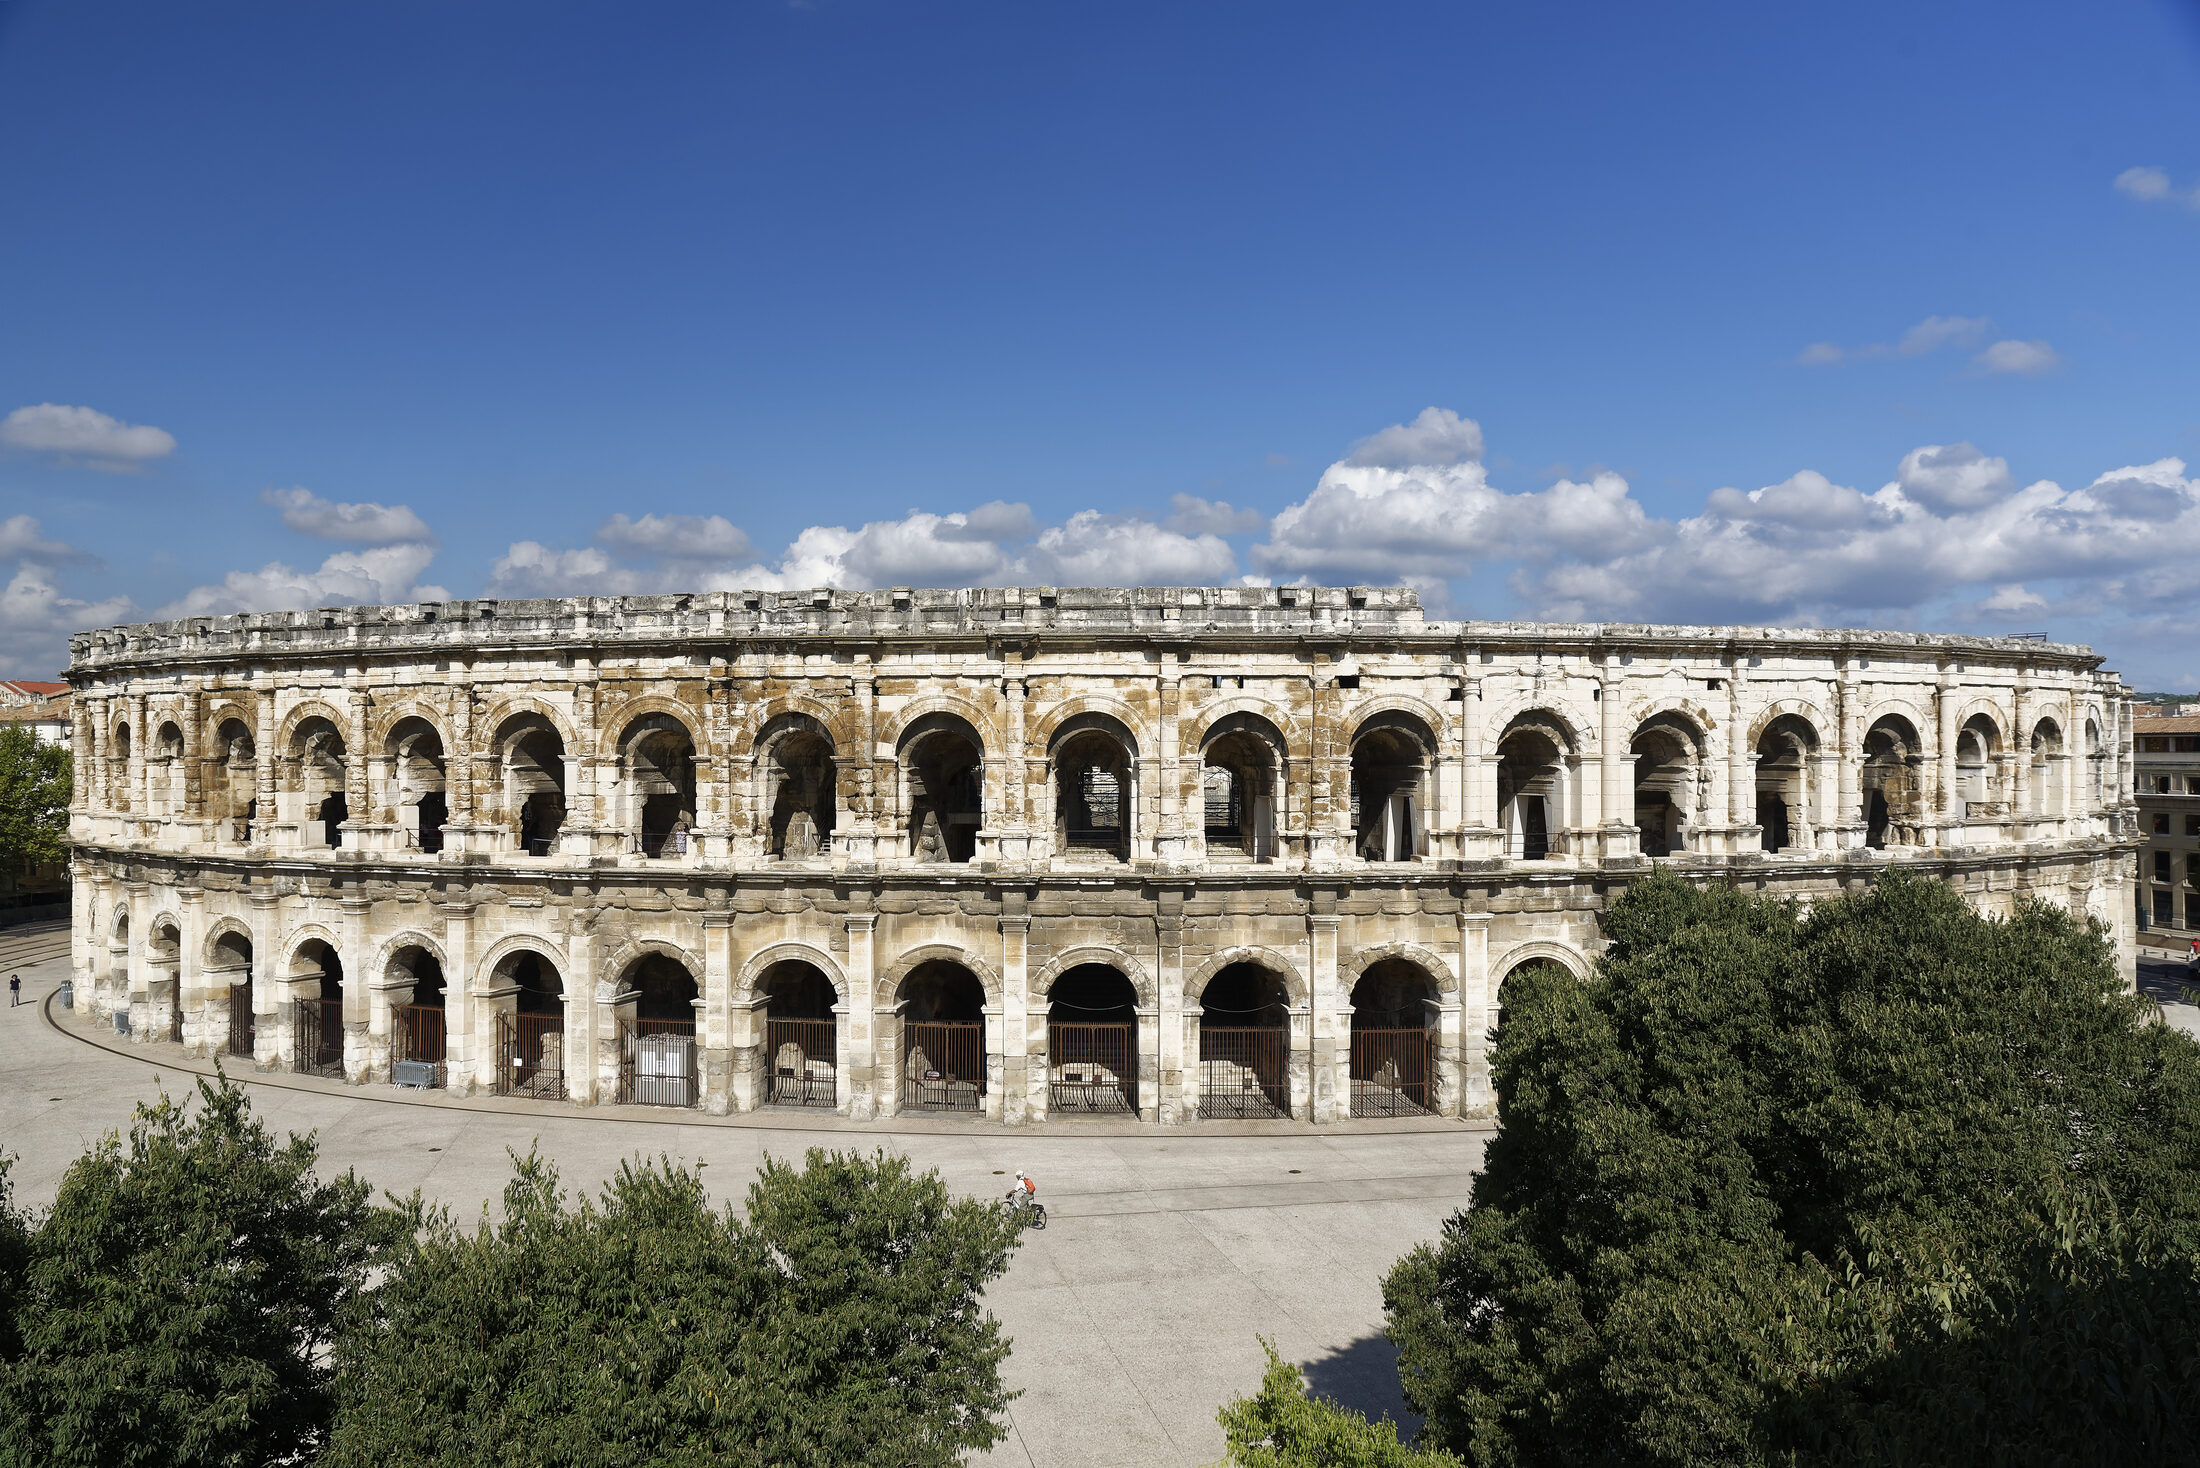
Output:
[{"left": 1, "top": 951, "right": 1487, "bottom": 1468}]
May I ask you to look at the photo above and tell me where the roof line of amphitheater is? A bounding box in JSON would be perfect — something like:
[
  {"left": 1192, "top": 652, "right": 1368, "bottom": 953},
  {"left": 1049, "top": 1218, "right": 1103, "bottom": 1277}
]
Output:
[{"left": 69, "top": 585, "right": 2105, "bottom": 675}]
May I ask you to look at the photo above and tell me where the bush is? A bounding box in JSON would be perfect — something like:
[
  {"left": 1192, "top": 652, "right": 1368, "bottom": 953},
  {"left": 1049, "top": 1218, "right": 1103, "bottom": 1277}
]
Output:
[
  {"left": 0, "top": 1075, "right": 397, "bottom": 1467},
  {"left": 1216, "top": 1340, "right": 1462, "bottom": 1467},
  {"left": 1383, "top": 871, "right": 2200, "bottom": 1467},
  {"left": 327, "top": 1146, "right": 1022, "bottom": 1468}
]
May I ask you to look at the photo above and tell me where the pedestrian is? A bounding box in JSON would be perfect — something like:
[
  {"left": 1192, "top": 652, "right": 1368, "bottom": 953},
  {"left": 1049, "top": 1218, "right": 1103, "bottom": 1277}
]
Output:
[{"left": 8, "top": 974, "right": 18, "bottom": 1008}]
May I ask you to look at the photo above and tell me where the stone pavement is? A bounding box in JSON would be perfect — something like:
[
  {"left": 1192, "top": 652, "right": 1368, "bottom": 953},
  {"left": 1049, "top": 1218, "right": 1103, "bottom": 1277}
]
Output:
[{"left": 0, "top": 950, "right": 1484, "bottom": 1467}]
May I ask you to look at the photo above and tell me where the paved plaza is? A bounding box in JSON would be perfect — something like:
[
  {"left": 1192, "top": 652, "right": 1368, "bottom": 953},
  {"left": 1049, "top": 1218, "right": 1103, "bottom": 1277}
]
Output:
[{"left": 0, "top": 942, "right": 1483, "bottom": 1467}]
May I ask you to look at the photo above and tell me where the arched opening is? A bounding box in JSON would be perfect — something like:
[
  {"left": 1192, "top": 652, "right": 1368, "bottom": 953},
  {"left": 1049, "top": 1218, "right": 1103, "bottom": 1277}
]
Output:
[
  {"left": 385, "top": 716, "right": 448, "bottom": 853},
  {"left": 1202, "top": 714, "right": 1282, "bottom": 863},
  {"left": 1861, "top": 715, "right": 1925, "bottom": 849},
  {"left": 1630, "top": 715, "right": 1701, "bottom": 858},
  {"left": 760, "top": 960, "right": 838, "bottom": 1107},
  {"left": 763, "top": 719, "right": 837, "bottom": 859},
  {"left": 289, "top": 715, "right": 347, "bottom": 848},
  {"left": 1351, "top": 715, "right": 1432, "bottom": 862},
  {"left": 497, "top": 713, "right": 567, "bottom": 856},
  {"left": 1198, "top": 961, "right": 1291, "bottom": 1119},
  {"left": 109, "top": 722, "right": 132, "bottom": 810},
  {"left": 1046, "top": 963, "right": 1138, "bottom": 1115},
  {"left": 1497, "top": 717, "right": 1571, "bottom": 860},
  {"left": 616, "top": 953, "right": 700, "bottom": 1107},
  {"left": 211, "top": 718, "right": 257, "bottom": 843},
  {"left": 901, "top": 716, "right": 983, "bottom": 864},
  {"left": 388, "top": 945, "right": 447, "bottom": 1086},
  {"left": 211, "top": 930, "right": 254, "bottom": 1059},
  {"left": 492, "top": 949, "right": 566, "bottom": 1099},
  {"left": 2030, "top": 719, "right": 2064, "bottom": 817},
  {"left": 1755, "top": 714, "right": 1819, "bottom": 854},
  {"left": 148, "top": 920, "right": 182, "bottom": 1043},
  {"left": 899, "top": 959, "right": 986, "bottom": 1111},
  {"left": 152, "top": 722, "right": 185, "bottom": 818},
  {"left": 1349, "top": 958, "right": 1438, "bottom": 1117},
  {"left": 1052, "top": 716, "right": 1136, "bottom": 860},
  {"left": 619, "top": 713, "right": 697, "bottom": 858},
  {"left": 290, "top": 939, "right": 345, "bottom": 1078},
  {"left": 1955, "top": 715, "right": 2000, "bottom": 818},
  {"left": 105, "top": 909, "right": 129, "bottom": 1014}
]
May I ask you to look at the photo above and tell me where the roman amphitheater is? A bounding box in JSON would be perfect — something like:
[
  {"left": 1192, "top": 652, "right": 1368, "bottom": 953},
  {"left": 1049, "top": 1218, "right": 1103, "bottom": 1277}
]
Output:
[{"left": 64, "top": 586, "right": 2140, "bottom": 1125}]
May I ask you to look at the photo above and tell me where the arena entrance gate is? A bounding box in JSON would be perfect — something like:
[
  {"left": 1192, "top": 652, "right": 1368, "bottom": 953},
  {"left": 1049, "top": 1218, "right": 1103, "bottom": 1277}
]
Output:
[
  {"left": 616, "top": 953, "right": 700, "bottom": 1108},
  {"left": 899, "top": 958, "right": 986, "bottom": 1112},
  {"left": 1348, "top": 958, "right": 1437, "bottom": 1117},
  {"left": 291, "top": 939, "right": 345, "bottom": 1079},
  {"left": 1046, "top": 963, "right": 1138, "bottom": 1115},
  {"left": 492, "top": 950, "right": 566, "bottom": 1099},
  {"left": 389, "top": 945, "right": 447, "bottom": 1088},
  {"left": 1199, "top": 962, "right": 1290, "bottom": 1119},
  {"left": 761, "top": 960, "right": 837, "bottom": 1108}
]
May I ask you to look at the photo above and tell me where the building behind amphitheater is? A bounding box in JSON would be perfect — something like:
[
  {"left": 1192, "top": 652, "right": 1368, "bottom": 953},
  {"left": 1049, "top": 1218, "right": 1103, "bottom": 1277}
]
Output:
[{"left": 66, "top": 586, "right": 2140, "bottom": 1125}]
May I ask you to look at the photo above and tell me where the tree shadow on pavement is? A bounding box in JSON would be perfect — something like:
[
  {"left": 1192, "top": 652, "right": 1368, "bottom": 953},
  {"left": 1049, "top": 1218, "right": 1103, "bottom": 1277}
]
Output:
[{"left": 1299, "top": 1332, "right": 1421, "bottom": 1440}]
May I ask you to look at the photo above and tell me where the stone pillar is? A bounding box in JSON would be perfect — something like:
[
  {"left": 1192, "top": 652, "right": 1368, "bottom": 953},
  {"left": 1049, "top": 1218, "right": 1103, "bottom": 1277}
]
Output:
[
  {"left": 180, "top": 688, "right": 204, "bottom": 825},
  {"left": 255, "top": 681, "right": 279, "bottom": 845},
  {"left": 1308, "top": 908, "right": 1341, "bottom": 1123},
  {"left": 440, "top": 900, "right": 477, "bottom": 1092},
  {"left": 1459, "top": 911, "right": 1493, "bottom": 1117},
  {"left": 1836, "top": 665, "right": 1863, "bottom": 848},
  {"left": 128, "top": 693, "right": 149, "bottom": 827},
  {"left": 249, "top": 892, "right": 281, "bottom": 1070},
  {"left": 446, "top": 680, "right": 476, "bottom": 840},
  {"left": 997, "top": 909, "right": 1030, "bottom": 1124},
  {"left": 342, "top": 895, "right": 371, "bottom": 1081},
  {"left": 177, "top": 887, "right": 205, "bottom": 1053},
  {"left": 1155, "top": 889, "right": 1184, "bottom": 1123},
  {"left": 844, "top": 913, "right": 876, "bottom": 1120},
  {"left": 701, "top": 909, "right": 734, "bottom": 1114},
  {"left": 1005, "top": 676, "right": 1029, "bottom": 860},
  {"left": 344, "top": 686, "right": 370, "bottom": 850},
  {"left": 123, "top": 881, "right": 150, "bottom": 1039},
  {"left": 2009, "top": 675, "right": 2032, "bottom": 826},
  {"left": 567, "top": 925, "right": 600, "bottom": 1104},
  {"left": 1727, "top": 658, "right": 1755, "bottom": 851},
  {"left": 1156, "top": 674, "right": 1185, "bottom": 865},
  {"left": 1935, "top": 670, "right": 1960, "bottom": 842}
]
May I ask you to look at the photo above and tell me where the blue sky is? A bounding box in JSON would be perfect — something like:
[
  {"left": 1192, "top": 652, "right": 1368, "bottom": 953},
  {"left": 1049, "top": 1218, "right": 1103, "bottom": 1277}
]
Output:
[{"left": 3, "top": 0, "right": 2198, "bottom": 686}]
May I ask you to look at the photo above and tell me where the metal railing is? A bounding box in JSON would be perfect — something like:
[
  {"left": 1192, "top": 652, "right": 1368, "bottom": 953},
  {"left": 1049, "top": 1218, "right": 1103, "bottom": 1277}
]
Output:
[
  {"left": 1349, "top": 1026, "right": 1433, "bottom": 1117},
  {"left": 766, "top": 1017, "right": 836, "bottom": 1108},
  {"left": 228, "top": 991, "right": 255, "bottom": 1059},
  {"left": 1047, "top": 1022, "right": 1137, "bottom": 1114},
  {"left": 903, "top": 1021, "right": 984, "bottom": 1111},
  {"left": 496, "top": 1010, "right": 566, "bottom": 1099},
  {"left": 168, "top": 1001, "right": 183, "bottom": 1045},
  {"left": 293, "top": 997, "right": 345, "bottom": 1079},
  {"left": 618, "top": 1018, "right": 698, "bottom": 1107},
  {"left": 391, "top": 1004, "right": 447, "bottom": 1087},
  {"left": 1198, "top": 1026, "right": 1289, "bottom": 1119}
]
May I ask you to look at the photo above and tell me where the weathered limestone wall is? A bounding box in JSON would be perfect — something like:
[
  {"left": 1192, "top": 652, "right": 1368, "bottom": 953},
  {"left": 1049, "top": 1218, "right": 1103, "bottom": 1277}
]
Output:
[{"left": 65, "top": 587, "right": 2141, "bottom": 1125}]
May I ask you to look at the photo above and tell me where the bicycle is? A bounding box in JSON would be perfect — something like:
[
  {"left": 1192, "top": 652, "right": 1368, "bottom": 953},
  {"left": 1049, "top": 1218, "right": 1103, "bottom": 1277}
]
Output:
[{"left": 1003, "top": 1186, "right": 1047, "bottom": 1230}]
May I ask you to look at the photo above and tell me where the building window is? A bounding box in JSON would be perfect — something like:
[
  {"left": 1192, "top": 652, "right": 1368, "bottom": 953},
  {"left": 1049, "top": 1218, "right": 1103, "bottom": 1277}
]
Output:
[
  {"left": 2188, "top": 815, "right": 2200, "bottom": 838},
  {"left": 2178, "top": 736, "right": 2200, "bottom": 753},
  {"left": 2142, "top": 736, "right": 2169, "bottom": 753},
  {"left": 2190, "top": 893, "right": 2200, "bottom": 928},
  {"left": 2155, "top": 812, "right": 2172, "bottom": 834},
  {"left": 2156, "top": 890, "right": 2176, "bottom": 925},
  {"left": 2156, "top": 851, "right": 2173, "bottom": 883},
  {"left": 2189, "top": 777, "right": 2200, "bottom": 794},
  {"left": 2158, "top": 777, "right": 2175, "bottom": 794}
]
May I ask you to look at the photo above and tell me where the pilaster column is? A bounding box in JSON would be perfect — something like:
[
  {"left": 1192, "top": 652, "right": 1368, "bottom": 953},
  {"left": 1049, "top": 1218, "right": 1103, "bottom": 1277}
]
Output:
[
  {"left": 249, "top": 891, "right": 281, "bottom": 1070},
  {"left": 344, "top": 686, "right": 370, "bottom": 849},
  {"left": 1156, "top": 673, "right": 1185, "bottom": 864},
  {"left": 1155, "top": 895, "right": 1184, "bottom": 1123},
  {"left": 1836, "top": 665, "right": 1863, "bottom": 847},
  {"left": 180, "top": 689, "right": 204, "bottom": 823},
  {"left": 1728, "top": 655, "right": 1754, "bottom": 849},
  {"left": 1459, "top": 912, "right": 1493, "bottom": 1117},
  {"left": 997, "top": 909, "right": 1029, "bottom": 1124},
  {"left": 1308, "top": 910, "right": 1341, "bottom": 1123},
  {"left": 1936, "top": 670, "right": 1960, "bottom": 842},
  {"left": 1004, "top": 676, "right": 1030, "bottom": 861},
  {"left": 254, "top": 680, "right": 279, "bottom": 842},
  {"left": 341, "top": 895, "right": 372, "bottom": 1080},
  {"left": 844, "top": 913, "right": 877, "bottom": 1120},
  {"left": 569, "top": 923, "right": 602, "bottom": 1104},
  {"left": 702, "top": 908, "right": 734, "bottom": 1114},
  {"left": 447, "top": 680, "right": 476, "bottom": 831},
  {"left": 440, "top": 900, "right": 478, "bottom": 1092},
  {"left": 178, "top": 887, "right": 206, "bottom": 1054}
]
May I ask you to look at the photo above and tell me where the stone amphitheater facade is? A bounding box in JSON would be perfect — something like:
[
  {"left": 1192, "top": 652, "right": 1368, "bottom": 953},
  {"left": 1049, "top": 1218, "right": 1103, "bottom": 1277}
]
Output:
[{"left": 65, "top": 586, "right": 2140, "bottom": 1125}]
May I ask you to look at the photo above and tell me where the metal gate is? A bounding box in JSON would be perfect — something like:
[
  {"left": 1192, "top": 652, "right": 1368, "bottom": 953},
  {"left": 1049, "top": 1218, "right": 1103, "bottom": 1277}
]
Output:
[
  {"left": 618, "top": 1018, "right": 698, "bottom": 1107},
  {"left": 1350, "top": 1026, "right": 1433, "bottom": 1117},
  {"left": 227, "top": 986, "right": 255, "bottom": 1059},
  {"left": 167, "top": 999, "right": 184, "bottom": 1045},
  {"left": 293, "top": 997, "right": 345, "bottom": 1078},
  {"left": 391, "top": 1004, "right": 447, "bottom": 1087},
  {"left": 766, "top": 1017, "right": 836, "bottom": 1107},
  {"left": 1047, "top": 1022, "right": 1137, "bottom": 1114},
  {"left": 903, "top": 1021, "right": 984, "bottom": 1111},
  {"left": 1199, "top": 1026, "right": 1289, "bottom": 1119},
  {"left": 496, "top": 1010, "right": 566, "bottom": 1099}
]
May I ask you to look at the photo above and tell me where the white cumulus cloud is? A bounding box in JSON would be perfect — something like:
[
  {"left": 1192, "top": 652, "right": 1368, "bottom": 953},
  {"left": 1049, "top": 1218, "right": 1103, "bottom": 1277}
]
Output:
[
  {"left": 2114, "top": 165, "right": 2200, "bottom": 208},
  {"left": 1164, "top": 493, "right": 1267, "bottom": 535},
  {"left": 1972, "top": 338, "right": 2062, "bottom": 376},
  {"left": 0, "top": 403, "right": 176, "bottom": 469},
  {"left": 261, "top": 487, "right": 435, "bottom": 545},
  {"left": 157, "top": 543, "right": 445, "bottom": 619}
]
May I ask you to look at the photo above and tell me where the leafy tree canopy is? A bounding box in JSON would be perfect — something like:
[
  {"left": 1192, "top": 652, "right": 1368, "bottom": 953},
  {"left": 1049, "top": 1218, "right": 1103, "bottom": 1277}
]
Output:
[
  {"left": 327, "top": 1145, "right": 1022, "bottom": 1468},
  {"left": 1384, "top": 870, "right": 2200, "bottom": 1467},
  {"left": 0, "top": 725, "right": 70, "bottom": 874},
  {"left": 1216, "top": 1339, "right": 1462, "bottom": 1467},
  {"left": 0, "top": 1074, "right": 398, "bottom": 1468}
]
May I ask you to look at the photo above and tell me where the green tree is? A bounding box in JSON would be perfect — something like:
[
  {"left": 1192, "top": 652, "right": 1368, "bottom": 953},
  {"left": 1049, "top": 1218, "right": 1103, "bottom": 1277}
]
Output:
[
  {"left": 1216, "top": 1340, "right": 1462, "bottom": 1467},
  {"left": 0, "top": 1075, "right": 398, "bottom": 1468},
  {"left": 1383, "top": 870, "right": 2200, "bottom": 1467},
  {"left": 0, "top": 725, "right": 71, "bottom": 878},
  {"left": 328, "top": 1146, "right": 1022, "bottom": 1468}
]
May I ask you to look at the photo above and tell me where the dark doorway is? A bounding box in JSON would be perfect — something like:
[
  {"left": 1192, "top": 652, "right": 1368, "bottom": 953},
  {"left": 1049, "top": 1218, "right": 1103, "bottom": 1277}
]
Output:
[
  {"left": 1199, "top": 962, "right": 1290, "bottom": 1119},
  {"left": 1349, "top": 960, "right": 1435, "bottom": 1117},
  {"left": 1047, "top": 963, "right": 1138, "bottom": 1115},
  {"left": 762, "top": 961, "right": 837, "bottom": 1107}
]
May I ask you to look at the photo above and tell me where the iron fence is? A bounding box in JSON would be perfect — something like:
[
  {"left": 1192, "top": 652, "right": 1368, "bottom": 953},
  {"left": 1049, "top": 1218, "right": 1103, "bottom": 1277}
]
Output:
[
  {"left": 391, "top": 1004, "right": 447, "bottom": 1087},
  {"left": 902, "top": 1021, "right": 984, "bottom": 1111},
  {"left": 1198, "top": 1026, "right": 1289, "bottom": 1119},
  {"left": 293, "top": 997, "right": 345, "bottom": 1079},
  {"left": 227, "top": 989, "right": 255, "bottom": 1059},
  {"left": 496, "top": 1010, "right": 567, "bottom": 1099},
  {"left": 766, "top": 1017, "right": 836, "bottom": 1108},
  {"left": 1047, "top": 1022, "right": 1137, "bottom": 1114},
  {"left": 167, "top": 999, "right": 183, "bottom": 1045},
  {"left": 1349, "top": 1026, "right": 1433, "bottom": 1117},
  {"left": 619, "top": 1018, "right": 699, "bottom": 1107}
]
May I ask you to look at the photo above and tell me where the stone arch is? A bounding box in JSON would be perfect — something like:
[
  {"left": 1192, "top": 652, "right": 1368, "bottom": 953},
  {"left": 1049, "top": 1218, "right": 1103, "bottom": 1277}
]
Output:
[
  {"left": 731, "top": 697, "right": 850, "bottom": 758},
  {"left": 878, "top": 693, "right": 996, "bottom": 750},
  {"left": 1342, "top": 695, "right": 1452, "bottom": 747},
  {"left": 1028, "top": 696, "right": 1150, "bottom": 757},
  {"left": 108, "top": 904, "right": 132, "bottom": 944},
  {"left": 895, "top": 709, "right": 988, "bottom": 863},
  {"left": 473, "top": 932, "right": 571, "bottom": 991},
  {"left": 1747, "top": 698, "right": 1831, "bottom": 747},
  {"left": 1953, "top": 698, "right": 2011, "bottom": 744},
  {"left": 477, "top": 695, "right": 578, "bottom": 752},
  {"left": 733, "top": 942, "right": 848, "bottom": 1005},
  {"left": 282, "top": 924, "right": 345, "bottom": 975},
  {"left": 601, "top": 937, "right": 705, "bottom": 991},
  {"left": 370, "top": 700, "right": 451, "bottom": 750},
  {"left": 1493, "top": 704, "right": 1585, "bottom": 754},
  {"left": 878, "top": 943, "right": 1004, "bottom": 1009},
  {"left": 1622, "top": 693, "right": 1722, "bottom": 735},
  {"left": 274, "top": 699, "right": 351, "bottom": 751},
  {"left": 1489, "top": 937, "right": 1592, "bottom": 984},
  {"left": 371, "top": 929, "right": 449, "bottom": 976},
  {"left": 202, "top": 915, "right": 254, "bottom": 964},
  {"left": 1340, "top": 941, "right": 1458, "bottom": 999},
  {"left": 1181, "top": 696, "right": 1308, "bottom": 759},
  {"left": 203, "top": 699, "right": 256, "bottom": 737},
  {"left": 1185, "top": 945, "right": 1310, "bottom": 1007},
  {"left": 1030, "top": 945, "right": 1158, "bottom": 1009},
  {"left": 596, "top": 695, "right": 704, "bottom": 762},
  {"left": 1859, "top": 701, "right": 1932, "bottom": 750}
]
